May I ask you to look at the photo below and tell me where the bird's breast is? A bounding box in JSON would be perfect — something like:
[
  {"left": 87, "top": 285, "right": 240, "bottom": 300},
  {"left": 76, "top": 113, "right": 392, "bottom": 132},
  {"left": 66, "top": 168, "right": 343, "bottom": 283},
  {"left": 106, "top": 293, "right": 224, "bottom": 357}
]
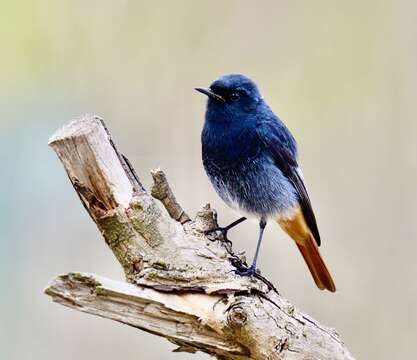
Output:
[
  {"left": 203, "top": 150, "right": 298, "bottom": 219},
  {"left": 202, "top": 123, "right": 260, "bottom": 165}
]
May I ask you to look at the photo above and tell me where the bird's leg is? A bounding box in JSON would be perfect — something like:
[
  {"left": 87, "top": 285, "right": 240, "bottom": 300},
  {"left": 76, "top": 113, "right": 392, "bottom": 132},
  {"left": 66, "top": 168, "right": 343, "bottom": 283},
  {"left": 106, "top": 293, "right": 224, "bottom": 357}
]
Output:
[
  {"left": 204, "top": 217, "right": 247, "bottom": 241},
  {"left": 235, "top": 218, "right": 267, "bottom": 276}
]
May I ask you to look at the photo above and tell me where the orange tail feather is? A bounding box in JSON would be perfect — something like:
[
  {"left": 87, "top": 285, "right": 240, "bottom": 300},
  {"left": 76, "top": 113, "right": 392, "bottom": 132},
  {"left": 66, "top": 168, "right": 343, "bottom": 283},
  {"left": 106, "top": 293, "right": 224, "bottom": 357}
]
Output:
[
  {"left": 295, "top": 235, "right": 336, "bottom": 292},
  {"left": 277, "top": 207, "right": 336, "bottom": 292}
]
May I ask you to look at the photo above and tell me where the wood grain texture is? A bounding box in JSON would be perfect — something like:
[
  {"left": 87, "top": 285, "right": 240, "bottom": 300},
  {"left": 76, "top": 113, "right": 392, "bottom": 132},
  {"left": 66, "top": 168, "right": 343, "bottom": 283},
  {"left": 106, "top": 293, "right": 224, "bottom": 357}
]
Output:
[{"left": 46, "top": 114, "right": 354, "bottom": 360}]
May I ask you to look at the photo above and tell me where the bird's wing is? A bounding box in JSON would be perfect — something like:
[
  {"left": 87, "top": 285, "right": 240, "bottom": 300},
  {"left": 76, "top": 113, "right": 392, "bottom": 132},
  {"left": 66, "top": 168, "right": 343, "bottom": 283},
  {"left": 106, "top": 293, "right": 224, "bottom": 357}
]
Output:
[{"left": 256, "top": 121, "right": 321, "bottom": 246}]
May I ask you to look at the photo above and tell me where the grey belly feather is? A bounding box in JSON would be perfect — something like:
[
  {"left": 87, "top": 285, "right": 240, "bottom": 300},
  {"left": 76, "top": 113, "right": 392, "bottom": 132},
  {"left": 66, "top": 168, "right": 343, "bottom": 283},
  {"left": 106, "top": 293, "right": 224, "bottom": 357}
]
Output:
[{"left": 205, "top": 155, "right": 298, "bottom": 219}]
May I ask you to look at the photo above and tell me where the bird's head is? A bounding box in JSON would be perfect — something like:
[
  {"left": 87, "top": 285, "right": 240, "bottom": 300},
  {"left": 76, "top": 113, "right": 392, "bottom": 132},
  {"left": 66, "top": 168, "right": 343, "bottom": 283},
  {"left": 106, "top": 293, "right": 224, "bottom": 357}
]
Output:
[{"left": 195, "top": 74, "right": 263, "bottom": 123}]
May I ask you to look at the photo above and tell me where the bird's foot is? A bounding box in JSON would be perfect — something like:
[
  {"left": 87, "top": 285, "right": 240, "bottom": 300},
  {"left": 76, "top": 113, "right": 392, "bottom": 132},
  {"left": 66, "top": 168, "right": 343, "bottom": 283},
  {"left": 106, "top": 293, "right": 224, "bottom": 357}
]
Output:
[
  {"left": 234, "top": 265, "right": 258, "bottom": 277},
  {"left": 204, "top": 227, "right": 229, "bottom": 242}
]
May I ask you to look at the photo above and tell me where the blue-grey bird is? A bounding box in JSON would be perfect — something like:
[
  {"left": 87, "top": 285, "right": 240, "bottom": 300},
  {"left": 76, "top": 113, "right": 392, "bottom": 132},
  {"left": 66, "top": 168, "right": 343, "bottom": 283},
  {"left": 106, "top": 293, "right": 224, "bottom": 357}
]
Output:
[{"left": 195, "top": 74, "right": 336, "bottom": 292}]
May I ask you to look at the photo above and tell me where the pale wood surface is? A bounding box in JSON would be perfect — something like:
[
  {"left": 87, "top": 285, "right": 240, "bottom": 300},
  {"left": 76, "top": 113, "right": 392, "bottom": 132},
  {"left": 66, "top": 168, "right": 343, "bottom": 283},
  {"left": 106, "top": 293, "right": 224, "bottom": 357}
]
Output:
[{"left": 46, "top": 114, "right": 355, "bottom": 360}]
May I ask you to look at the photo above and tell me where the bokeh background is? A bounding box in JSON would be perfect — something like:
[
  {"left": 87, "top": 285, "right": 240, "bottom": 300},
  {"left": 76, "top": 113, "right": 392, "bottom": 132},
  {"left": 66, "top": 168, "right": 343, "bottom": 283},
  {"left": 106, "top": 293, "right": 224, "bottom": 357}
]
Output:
[{"left": 1, "top": 1, "right": 416, "bottom": 359}]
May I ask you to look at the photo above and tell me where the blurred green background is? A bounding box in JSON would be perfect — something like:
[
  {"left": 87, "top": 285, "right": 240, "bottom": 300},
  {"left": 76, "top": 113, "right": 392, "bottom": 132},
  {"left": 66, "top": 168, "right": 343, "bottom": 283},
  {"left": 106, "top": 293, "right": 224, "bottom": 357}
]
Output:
[{"left": 1, "top": 1, "right": 416, "bottom": 359}]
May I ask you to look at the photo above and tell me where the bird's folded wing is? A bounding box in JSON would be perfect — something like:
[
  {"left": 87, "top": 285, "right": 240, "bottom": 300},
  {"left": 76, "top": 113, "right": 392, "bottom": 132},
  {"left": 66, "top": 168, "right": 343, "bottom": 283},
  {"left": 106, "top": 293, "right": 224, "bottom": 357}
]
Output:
[{"left": 256, "top": 122, "right": 321, "bottom": 246}]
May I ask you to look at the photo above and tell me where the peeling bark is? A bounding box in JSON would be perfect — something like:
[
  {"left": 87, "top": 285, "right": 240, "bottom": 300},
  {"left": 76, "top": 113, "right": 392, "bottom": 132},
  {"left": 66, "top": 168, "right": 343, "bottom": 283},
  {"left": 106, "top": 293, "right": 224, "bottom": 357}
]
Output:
[{"left": 46, "top": 114, "right": 355, "bottom": 360}]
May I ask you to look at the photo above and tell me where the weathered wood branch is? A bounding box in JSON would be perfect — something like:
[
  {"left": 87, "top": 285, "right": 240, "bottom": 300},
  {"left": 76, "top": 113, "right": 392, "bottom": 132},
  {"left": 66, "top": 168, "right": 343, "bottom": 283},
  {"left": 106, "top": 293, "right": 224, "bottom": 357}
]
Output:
[{"left": 45, "top": 114, "right": 355, "bottom": 360}]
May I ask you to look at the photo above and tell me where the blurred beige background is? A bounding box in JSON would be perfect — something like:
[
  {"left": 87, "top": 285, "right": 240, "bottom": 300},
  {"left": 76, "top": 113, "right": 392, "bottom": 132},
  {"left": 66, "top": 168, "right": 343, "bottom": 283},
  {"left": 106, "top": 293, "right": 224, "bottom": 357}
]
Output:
[{"left": 1, "top": 1, "right": 416, "bottom": 359}]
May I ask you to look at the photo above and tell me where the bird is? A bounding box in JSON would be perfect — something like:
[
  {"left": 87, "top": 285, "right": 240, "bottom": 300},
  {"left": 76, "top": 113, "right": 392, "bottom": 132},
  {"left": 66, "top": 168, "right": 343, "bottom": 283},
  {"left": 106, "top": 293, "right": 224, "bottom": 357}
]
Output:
[{"left": 195, "top": 74, "right": 336, "bottom": 292}]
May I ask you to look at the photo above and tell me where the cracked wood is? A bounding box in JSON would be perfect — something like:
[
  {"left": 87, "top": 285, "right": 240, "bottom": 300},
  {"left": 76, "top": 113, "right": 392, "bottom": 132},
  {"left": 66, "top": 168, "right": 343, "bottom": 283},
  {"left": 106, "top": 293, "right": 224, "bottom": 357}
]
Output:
[{"left": 46, "top": 114, "right": 355, "bottom": 360}]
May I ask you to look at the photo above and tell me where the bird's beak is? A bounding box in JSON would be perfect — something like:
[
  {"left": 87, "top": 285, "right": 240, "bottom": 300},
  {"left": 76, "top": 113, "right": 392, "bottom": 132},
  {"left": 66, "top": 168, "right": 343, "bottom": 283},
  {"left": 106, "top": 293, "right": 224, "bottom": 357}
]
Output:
[{"left": 195, "top": 87, "right": 225, "bottom": 102}]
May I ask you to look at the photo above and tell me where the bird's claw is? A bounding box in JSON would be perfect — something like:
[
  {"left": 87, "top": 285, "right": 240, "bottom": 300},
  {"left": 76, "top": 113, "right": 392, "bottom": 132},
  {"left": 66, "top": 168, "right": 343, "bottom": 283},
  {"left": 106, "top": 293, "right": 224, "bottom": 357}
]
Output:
[
  {"left": 204, "top": 227, "right": 228, "bottom": 241},
  {"left": 234, "top": 265, "right": 258, "bottom": 277}
]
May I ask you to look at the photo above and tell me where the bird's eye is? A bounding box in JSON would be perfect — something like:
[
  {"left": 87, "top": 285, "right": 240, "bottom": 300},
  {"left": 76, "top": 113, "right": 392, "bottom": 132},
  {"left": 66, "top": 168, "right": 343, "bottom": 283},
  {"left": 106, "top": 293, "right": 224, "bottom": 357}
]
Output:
[{"left": 230, "top": 92, "right": 240, "bottom": 101}]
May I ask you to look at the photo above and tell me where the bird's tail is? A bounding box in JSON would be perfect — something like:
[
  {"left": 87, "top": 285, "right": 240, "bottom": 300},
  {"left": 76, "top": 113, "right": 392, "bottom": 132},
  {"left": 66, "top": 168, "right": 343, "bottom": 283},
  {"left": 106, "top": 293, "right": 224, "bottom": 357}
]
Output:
[
  {"left": 277, "top": 209, "right": 336, "bottom": 292},
  {"left": 295, "top": 234, "right": 336, "bottom": 292}
]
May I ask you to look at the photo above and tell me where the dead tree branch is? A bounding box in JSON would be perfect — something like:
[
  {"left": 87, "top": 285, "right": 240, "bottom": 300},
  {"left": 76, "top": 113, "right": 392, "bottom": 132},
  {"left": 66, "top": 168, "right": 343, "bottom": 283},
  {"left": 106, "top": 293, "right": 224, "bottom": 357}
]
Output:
[{"left": 45, "top": 114, "right": 354, "bottom": 360}]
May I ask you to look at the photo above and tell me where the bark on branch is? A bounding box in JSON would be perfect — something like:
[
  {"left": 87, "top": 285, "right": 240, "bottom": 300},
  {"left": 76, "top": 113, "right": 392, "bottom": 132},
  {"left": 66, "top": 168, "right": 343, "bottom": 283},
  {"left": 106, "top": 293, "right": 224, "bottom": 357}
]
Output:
[{"left": 45, "top": 114, "right": 354, "bottom": 360}]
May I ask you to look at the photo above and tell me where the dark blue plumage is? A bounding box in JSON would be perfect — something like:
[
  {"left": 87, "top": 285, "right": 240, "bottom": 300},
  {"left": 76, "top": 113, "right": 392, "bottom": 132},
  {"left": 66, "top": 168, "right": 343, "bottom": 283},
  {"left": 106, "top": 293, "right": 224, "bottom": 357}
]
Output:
[{"left": 196, "top": 74, "right": 335, "bottom": 292}]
